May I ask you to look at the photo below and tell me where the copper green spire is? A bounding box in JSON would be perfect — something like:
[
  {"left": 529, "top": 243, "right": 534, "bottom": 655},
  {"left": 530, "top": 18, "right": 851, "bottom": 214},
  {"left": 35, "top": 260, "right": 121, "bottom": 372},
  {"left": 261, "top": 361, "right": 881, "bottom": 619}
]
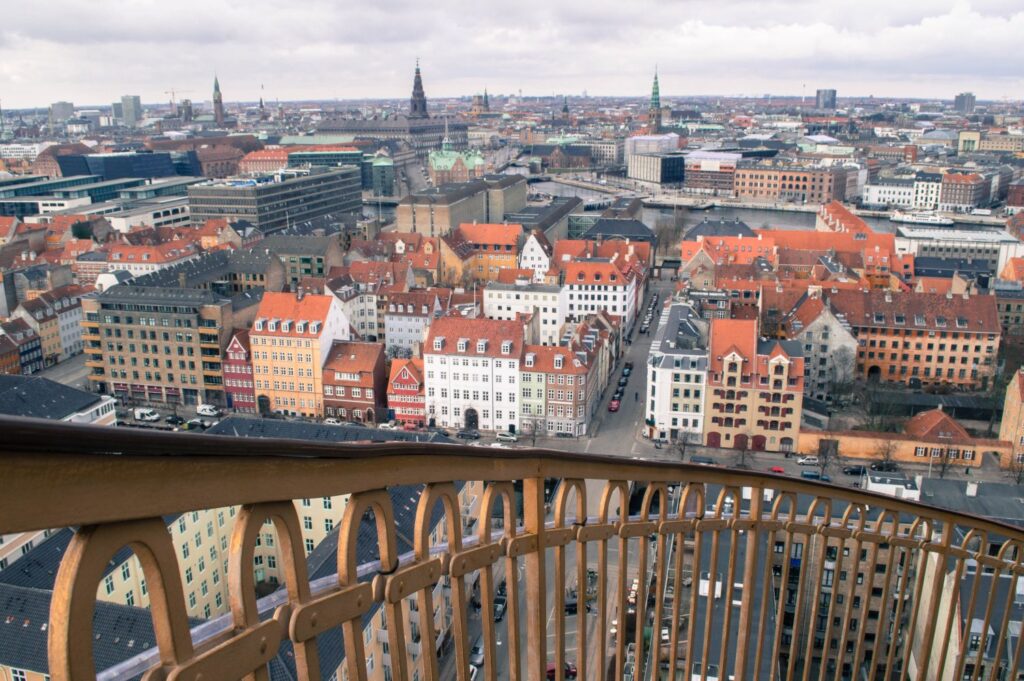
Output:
[
  {"left": 648, "top": 67, "right": 662, "bottom": 133},
  {"left": 650, "top": 67, "right": 660, "bottom": 110}
]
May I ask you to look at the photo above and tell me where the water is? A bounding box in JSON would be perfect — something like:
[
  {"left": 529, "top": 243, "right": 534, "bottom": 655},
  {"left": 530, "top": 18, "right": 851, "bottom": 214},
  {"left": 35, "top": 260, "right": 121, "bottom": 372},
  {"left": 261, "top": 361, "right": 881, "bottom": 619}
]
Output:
[{"left": 527, "top": 180, "right": 900, "bottom": 234}]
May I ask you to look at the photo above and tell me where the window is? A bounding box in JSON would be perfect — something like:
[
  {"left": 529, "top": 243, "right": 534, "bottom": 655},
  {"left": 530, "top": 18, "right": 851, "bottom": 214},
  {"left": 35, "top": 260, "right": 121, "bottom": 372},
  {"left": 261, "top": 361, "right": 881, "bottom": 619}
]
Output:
[
  {"left": 121, "top": 563, "right": 131, "bottom": 581},
  {"left": 104, "top": 575, "right": 115, "bottom": 594}
]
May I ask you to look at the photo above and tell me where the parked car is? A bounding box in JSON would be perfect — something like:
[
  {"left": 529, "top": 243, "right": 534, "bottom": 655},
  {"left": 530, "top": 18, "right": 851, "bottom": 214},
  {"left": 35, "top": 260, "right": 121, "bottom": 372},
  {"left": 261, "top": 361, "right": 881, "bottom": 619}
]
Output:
[
  {"left": 555, "top": 432, "right": 574, "bottom": 439},
  {"left": 797, "top": 456, "right": 819, "bottom": 466},
  {"left": 323, "top": 417, "right": 342, "bottom": 425},
  {"left": 624, "top": 361, "right": 634, "bottom": 370},
  {"left": 196, "top": 404, "right": 220, "bottom": 417},
  {"left": 801, "top": 471, "right": 832, "bottom": 482},
  {"left": 165, "top": 414, "right": 185, "bottom": 426},
  {"left": 184, "top": 418, "right": 207, "bottom": 431},
  {"left": 546, "top": 662, "right": 578, "bottom": 680},
  {"left": 622, "top": 367, "right": 632, "bottom": 377},
  {"left": 768, "top": 466, "right": 786, "bottom": 474},
  {"left": 493, "top": 595, "right": 507, "bottom": 621},
  {"left": 133, "top": 408, "right": 160, "bottom": 422},
  {"left": 457, "top": 429, "right": 481, "bottom": 440},
  {"left": 378, "top": 422, "right": 399, "bottom": 430},
  {"left": 640, "top": 324, "right": 650, "bottom": 334},
  {"left": 870, "top": 461, "right": 899, "bottom": 472},
  {"left": 608, "top": 400, "right": 621, "bottom": 412},
  {"left": 843, "top": 465, "right": 867, "bottom": 476},
  {"left": 496, "top": 432, "right": 518, "bottom": 443},
  {"left": 617, "top": 376, "right": 628, "bottom": 387},
  {"left": 469, "top": 636, "right": 485, "bottom": 667},
  {"left": 427, "top": 427, "right": 450, "bottom": 437},
  {"left": 691, "top": 455, "right": 715, "bottom": 465}
]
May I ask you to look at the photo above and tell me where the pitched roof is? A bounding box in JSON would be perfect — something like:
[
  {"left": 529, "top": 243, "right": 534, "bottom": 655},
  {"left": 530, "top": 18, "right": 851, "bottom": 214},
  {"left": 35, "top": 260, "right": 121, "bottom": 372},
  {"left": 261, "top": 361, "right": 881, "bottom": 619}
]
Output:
[
  {"left": 0, "top": 375, "right": 103, "bottom": 419},
  {"left": 522, "top": 344, "right": 589, "bottom": 374},
  {"left": 322, "top": 341, "right": 384, "bottom": 378},
  {"left": 455, "top": 223, "right": 522, "bottom": 247},
  {"left": 708, "top": 318, "right": 758, "bottom": 374},
  {"left": 425, "top": 316, "right": 525, "bottom": 359},
  {"left": 904, "top": 408, "right": 970, "bottom": 440},
  {"left": 563, "top": 259, "right": 634, "bottom": 286},
  {"left": 253, "top": 292, "right": 336, "bottom": 334},
  {"left": 826, "top": 289, "right": 999, "bottom": 334},
  {"left": 1000, "top": 257, "right": 1024, "bottom": 282},
  {"left": 388, "top": 357, "right": 424, "bottom": 386}
]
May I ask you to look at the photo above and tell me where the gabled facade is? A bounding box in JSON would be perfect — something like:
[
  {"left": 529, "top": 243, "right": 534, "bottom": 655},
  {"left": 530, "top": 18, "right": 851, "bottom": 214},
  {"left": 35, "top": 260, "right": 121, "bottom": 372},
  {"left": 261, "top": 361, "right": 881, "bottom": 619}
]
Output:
[
  {"left": 518, "top": 229, "right": 553, "bottom": 283},
  {"left": 779, "top": 291, "right": 858, "bottom": 403},
  {"left": 703, "top": 318, "right": 804, "bottom": 452},
  {"left": 322, "top": 341, "right": 387, "bottom": 423},
  {"left": 388, "top": 358, "right": 426, "bottom": 427},
  {"left": 224, "top": 329, "right": 256, "bottom": 413}
]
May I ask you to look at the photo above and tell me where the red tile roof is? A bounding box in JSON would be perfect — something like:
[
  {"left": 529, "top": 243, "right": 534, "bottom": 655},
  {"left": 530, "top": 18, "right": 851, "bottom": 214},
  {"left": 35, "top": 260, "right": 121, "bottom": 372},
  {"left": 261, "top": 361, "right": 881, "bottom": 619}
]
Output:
[
  {"left": 254, "top": 291, "right": 336, "bottom": 335},
  {"left": 522, "top": 344, "right": 589, "bottom": 374},
  {"left": 904, "top": 408, "right": 970, "bottom": 440},
  {"left": 425, "top": 316, "right": 525, "bottom": 359},
  {"left": 389, "top": 357, "right": 424, "bottom": 387},
  {"left": 563, "top": 260, "right": 634, "bottom": 286},
  {"left": 709, "top": 318, "right": 757, "bottom": 373},
  {"left": 456, "top": 223, "right": 522, "bottom": 247},
  {"left": 323, "top": 341, "right": 384, "bottom": 382},
  {"left": 826, "top": 289, "right": 999, "bottom": 334}
]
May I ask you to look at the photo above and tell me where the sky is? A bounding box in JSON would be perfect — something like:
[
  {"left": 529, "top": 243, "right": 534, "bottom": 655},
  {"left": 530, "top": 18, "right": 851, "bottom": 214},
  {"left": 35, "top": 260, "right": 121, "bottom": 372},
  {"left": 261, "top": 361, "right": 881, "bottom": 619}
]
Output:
[{"left": 1, "top": 0, "right": 1022, "bottom": 109}]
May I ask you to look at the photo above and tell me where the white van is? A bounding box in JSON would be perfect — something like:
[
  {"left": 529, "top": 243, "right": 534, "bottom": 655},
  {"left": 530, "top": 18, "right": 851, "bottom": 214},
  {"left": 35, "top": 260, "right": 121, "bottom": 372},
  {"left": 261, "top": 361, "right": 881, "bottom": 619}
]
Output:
[{"left": 133, "top": 408, "right": 160, "bottom": 422}]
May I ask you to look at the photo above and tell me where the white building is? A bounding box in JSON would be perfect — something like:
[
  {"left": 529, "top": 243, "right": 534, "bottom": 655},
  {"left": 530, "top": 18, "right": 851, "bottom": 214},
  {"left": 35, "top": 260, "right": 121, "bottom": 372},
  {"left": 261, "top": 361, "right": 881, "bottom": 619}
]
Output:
[
  {"left": 383, "top": 290, "right": 444, "bottom": 352},
  {"left": 483, "top": 280, "right": 568, "bottom": 346},
  {"left": 912, "top": 172, "right": 943, "bottom": 210},
  {"left": 589, "top": 138, "right": 624, "bottom": 165},
  {"left": 779, "top": 291, "right": 858, "bottom": 403},
  {"left": 424, "top": 316, "right": 524, "bottom": 433},
  {"left": 518, "top": 230, "right": 553, "bottom": 282},
  {"left": 624, "top": 133, "right": 679, "bottom": 158},
  {"left": 862, "top": 179, "right": 915, "bottom": 208},
  {"left": 894, "top": 225, "right": 1024, "bottom": 275},
  {"left": 563, "top": 258, "right": 638, "bottom": 330},
  {"left": 645, "top": 303, "right": 708, "bottom": 442}
]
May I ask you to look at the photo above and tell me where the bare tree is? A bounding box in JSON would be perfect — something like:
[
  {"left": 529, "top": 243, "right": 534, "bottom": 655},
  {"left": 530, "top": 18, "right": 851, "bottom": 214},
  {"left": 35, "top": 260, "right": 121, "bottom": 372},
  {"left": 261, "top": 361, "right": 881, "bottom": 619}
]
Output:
[
  {"left": 817, "top": 437, "right": 839, "bottom": 477},
  {"left": 674, "top": 433, "right": 690, "bottom": 461},
  {"left": 859, "top": 383, "right": 903, "bottom": 433},
  {"left": 827, "top": 348, "right": 857, "bottom": 408},
  {"left": 734, "top": 434, "right": 753, "bottom": 469},
  {"left": 874, "top": 437, "right": 898, "bottom": 468},
  {"left": 985, "top": 371, "right": 1010, "bottom": 438},
  {"left": 933, "top": 449, "right": 956, "bottom": 479},
  {"left": 1009, "top": 452, "right": 1024, "bottom": 485}
]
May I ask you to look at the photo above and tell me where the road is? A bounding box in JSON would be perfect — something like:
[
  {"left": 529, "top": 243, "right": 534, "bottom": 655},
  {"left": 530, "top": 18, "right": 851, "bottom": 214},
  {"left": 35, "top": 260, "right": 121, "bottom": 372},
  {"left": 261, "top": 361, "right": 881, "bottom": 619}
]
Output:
[{"left": 38, "top": 353, "right": 88, "bottom": 390}]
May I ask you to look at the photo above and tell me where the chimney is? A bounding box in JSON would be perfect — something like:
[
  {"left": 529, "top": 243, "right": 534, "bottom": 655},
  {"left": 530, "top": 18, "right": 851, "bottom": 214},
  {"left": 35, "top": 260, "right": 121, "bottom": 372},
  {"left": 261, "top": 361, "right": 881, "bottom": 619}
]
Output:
[
  {"left": 296, "top": 285, "right": 304, "bottom": 301},
  {"left": 966, "top": 481, "right": 979, "bottom": 498},
  {"left": 179, "top": 272, "right": 187, "bottom": 288}
]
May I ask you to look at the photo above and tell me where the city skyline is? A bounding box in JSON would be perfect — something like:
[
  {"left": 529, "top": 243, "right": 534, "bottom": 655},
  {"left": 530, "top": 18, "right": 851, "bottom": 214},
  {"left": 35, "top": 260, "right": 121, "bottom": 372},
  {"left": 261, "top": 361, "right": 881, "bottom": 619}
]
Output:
[{"left": 1, "top": 0, "right": 1023, "bottom": 109}]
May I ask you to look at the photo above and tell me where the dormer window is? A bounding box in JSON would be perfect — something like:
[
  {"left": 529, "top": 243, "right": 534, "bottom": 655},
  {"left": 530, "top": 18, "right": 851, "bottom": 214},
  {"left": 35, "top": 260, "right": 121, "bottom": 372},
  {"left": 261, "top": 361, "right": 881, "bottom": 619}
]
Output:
[
  {"left": 457, "top": 338, "right": 468, "bottom": 352},
  {"left": 554, "top": 355, "right": 564, "bottom": 369},
  {"left": 268, "top": 320, "right": 277, "bottom": 332},
  {"left": 255, "top": 320, "right": 265, "bottom": 332},
  {"left": 311, "top": 321, "right": 320, "bottom": 334},
  {"left": 296, "top": 321, "right": 306, "bottom": 334},
  {"left": 433, "top": 336, "right": 445, "bottom": 351},
  {"left": 501, "top": 340, "right": 512, "bottom": 355},
  {"left": 936, "top": 316, "right": 947, "bottom": 328},
  {"left": 282, "top": 320, "right": 291, "bottom": 333},
  {"left": 476, "top": 339, "right": 487, "bottom": 353},
  {"left": 525, "top": 352, "right": 535, "bottom": 367},
  {"left": 956, "top": 317, "right": 968, "bottom": 328},
  {"left": 914, "top": 315, "right": 926, "bottom": 326}
]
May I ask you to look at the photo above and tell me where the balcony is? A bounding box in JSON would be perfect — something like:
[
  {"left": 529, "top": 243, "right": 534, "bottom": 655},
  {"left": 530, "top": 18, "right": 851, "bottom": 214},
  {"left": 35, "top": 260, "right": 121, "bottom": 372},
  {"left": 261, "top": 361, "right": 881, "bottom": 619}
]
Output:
[{"left": 4, "top": 416, "right": 1024, "bottom": 681}]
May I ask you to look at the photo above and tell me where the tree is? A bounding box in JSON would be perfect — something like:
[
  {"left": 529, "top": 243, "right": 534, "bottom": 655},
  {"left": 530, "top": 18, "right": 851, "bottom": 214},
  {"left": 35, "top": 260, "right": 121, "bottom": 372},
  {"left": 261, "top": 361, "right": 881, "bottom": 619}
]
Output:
[
  {"left": 932, "top": 449, "right": 956, "bottom": 479},
  {"left": 71, "top": 221, "right": 93, "bottom": 240},
  {"left": 874, "top": 437, "right": 898, "bottom": 468},
  {"left": 673, "top": 432, "right": 690, "bottom": 461},
  {"left": 858, "top": 382, "right": 903, "bottom": 433},
  {"left": 733, "top": 434, "right": 753, "bottom": 469},
  {"left": 1009, "top": 453, "right": 1024, "bottom": 485},
  {"left": 985, "top": 371, "right": 1010, "bottom": 438},
  {"left": 817, "top": 436, "right": 839, "bottom": 477},
  {"left": 827, "top": 348, "right": 857, "bottom": 408}
]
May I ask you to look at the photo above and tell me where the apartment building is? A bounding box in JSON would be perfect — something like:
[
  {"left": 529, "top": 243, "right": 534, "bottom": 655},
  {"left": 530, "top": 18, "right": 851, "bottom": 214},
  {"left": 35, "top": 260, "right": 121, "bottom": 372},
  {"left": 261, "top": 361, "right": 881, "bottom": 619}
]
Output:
[
  {"left": 939, "top": 172, "right": 990, "bottom": 212},
  {"left": 259, "top": 235, "right": 344, "bottom": 285},
  {"left": 733, "top": 163, "right": 847, "bottom": 204},
  {"left": 13, "top": 284, "right": 84, "bottom": 364},
  {"left": 322, "top": 341, "right": 387, "bottom": 423},
  {"left": 912, "top": 172, "right": 943, "bottom": 210},
  {"left": 0, "top": 319, "right": 43, "bottom": 375},
  {"left": 483, "top": 279, "right": 568, "bottom": 346},
  {"left": 563, "top": 259, "right": 638, "bottom": 330},
  {"left": 388, "top": 357, "right": 426, "bottom": 427},
  {"left": 249, "top": 290, "right": 351, "bottom": 418},
  {"left": 862, "top": 177, "right": 914, "bottom": 208},
  {"left": 105, "top": 242, "right": 202, "bottom": 277},
  {"left": 645, "top": 303, "right": 709, "bottom": 443},
  {"left": 703, "top": 318, "right": 804, "bottom": 452},
  {"left": 518, "top": 229, "right": 554, "bottom": 282},
  {"left": 828, "top": 289, "right": 1000, "bottom": 389},
  {"left": 440, "top": 222, "right": 522, "bottom": 284},
  {"left": 83, "top": 286, "right": 261, "bottom": 405},
  {"left": 383, "top": 290, "right": 446, "bottom": 352},
  {"left": 223, "top": 329, "right": 256, "bottom": 413},
  {"left": 778, "top": 291, "right": 859, "bottom": 403},
  {"left": 424, "top": 316, "right": 525, "bottom": 433},
  {"left": 683, "top": 151, "right": 739, "bottom": 195}
]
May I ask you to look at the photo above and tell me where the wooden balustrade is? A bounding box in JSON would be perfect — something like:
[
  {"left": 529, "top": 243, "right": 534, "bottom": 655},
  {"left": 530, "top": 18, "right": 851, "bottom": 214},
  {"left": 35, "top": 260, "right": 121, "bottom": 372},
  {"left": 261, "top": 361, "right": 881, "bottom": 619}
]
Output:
[{"left": 2, "top": 416, "right": 1023, "bottom": 681}]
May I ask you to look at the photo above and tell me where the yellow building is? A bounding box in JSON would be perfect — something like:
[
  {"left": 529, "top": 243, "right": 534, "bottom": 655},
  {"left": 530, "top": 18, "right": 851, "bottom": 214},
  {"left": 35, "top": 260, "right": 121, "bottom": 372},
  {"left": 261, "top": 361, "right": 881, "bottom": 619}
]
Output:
[
  {"left": 250, "top": 290, "right": 351, "bottom": 418},
  {"left": 440, "top": 222, "right": 522, "bottom": 284}
]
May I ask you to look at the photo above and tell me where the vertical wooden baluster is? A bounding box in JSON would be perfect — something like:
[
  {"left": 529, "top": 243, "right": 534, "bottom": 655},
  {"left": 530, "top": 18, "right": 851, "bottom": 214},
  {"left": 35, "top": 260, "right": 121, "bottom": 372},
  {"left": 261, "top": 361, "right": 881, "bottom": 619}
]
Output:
[
  {"left": 934, "top": 531, "right": 974, "bottom": 681},
  {"left": 648, "top": 485, "right": 677, "bottom": 681},
  {"left": 576, "top": 522, "right": 589, "bottom": 681},
  {"left": 849, "top": 514, "right": 889, "bottom": 677},
  {"left": 752, "top": 508, "right": 779, "bottom": 679},
  {"left": 768, "top": 499, "right": 798, "bottom": 681},
  {"left": 631, "top": 483, "right": 666, "bottom": 681},
  {"left": 816, "top": 506, "right": 864, "bottom": 681},
  {"left": 505, "top": 545, "right": 523, "bottom": 681},
  {"left": 986, "top": 544, "right": 1021, "bottom": 681},
  {"left": 478, "top": 483, "right": 518, "bottom": 681},
  {"left": 523, "top": 477, "right": 548, "bottom": 681},
  {"left": 899, "top": 523, "right": 939, "bottom": 681},
  {"left": 872, "top": 524, "right": 905, "bottom": 681},
  {"left": 908, "top": 527, "right": 952, "bottom": 681},
  {"left": 597, "top": 482, "right": 628, "bottom": 681},
  {"left": 953, "top": 535, "right": 988, "bottom": 681},
  {"left": 665, "top": 484, "right": 692, "bottom": 681},
  {"left": 683, "top": 487, "right": 706, "bottom": 681},
  {"left": 554, "top": 505, "right": 567, "bottom": 681},
  {"left": 830, "top": 527, "right": 865, "bottom": 681},
  {"left": 794, "top": 499, "right": 833, "bottom": 681},
  {"left": 733, "top": 487, "right": 764, "bottom": 680},
  {"left": 888, "top": 520, "right": 929, "bottom": 675},
  {"left": 615, "top": 518, "right": 629, "bottom": 681},
  {"left": 553, "top": 480, "right": 588, "bottom": 681},
  {"left": 968, "top": 550, "right": 1007, "bottom": 681}
]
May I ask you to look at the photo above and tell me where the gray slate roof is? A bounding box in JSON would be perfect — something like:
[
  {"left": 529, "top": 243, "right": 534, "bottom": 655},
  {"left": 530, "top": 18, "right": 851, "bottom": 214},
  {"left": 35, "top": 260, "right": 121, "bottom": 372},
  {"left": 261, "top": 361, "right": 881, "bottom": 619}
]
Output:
[{"left": 0, "top": 375, "right": 104, "bottom": 419}]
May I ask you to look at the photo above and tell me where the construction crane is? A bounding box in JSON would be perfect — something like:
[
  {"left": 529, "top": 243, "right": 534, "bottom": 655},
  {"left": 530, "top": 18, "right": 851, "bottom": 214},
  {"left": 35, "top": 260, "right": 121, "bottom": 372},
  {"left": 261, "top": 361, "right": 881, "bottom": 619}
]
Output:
[{"left": 164, "top": 88, "right": 193, "bottom": 115}]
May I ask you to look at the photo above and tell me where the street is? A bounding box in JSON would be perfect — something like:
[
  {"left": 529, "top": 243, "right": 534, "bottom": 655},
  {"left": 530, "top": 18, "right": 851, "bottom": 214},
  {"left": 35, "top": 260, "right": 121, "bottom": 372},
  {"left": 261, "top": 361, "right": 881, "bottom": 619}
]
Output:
[{"left": 38, "top": 352, "right": 88, "bottom": 390}]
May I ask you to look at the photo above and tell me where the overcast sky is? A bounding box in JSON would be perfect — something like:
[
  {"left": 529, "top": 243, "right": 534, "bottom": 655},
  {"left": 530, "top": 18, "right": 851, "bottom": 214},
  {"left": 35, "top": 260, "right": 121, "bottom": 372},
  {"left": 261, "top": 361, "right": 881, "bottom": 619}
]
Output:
[{"left": 1, "top": 0, "right": 1022, "bottom": 109}]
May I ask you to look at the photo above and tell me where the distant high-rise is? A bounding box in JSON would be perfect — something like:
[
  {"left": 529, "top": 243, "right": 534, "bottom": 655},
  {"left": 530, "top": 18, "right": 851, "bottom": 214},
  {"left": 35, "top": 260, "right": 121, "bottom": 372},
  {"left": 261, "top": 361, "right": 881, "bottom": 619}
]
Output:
[
  {"left": 48, "top": 101, "right": 74, "bottom": 127},
  {"left": 409, "top": 60, "right": 428, "bottom": 118},
  {"left": 815, "top": 88, "right": 837, "bottom": 110},
  {"left": 110, "top": 101, "right": 124, "bottom": 120},
  {"left": 954, "top": 92, "right": 976, "bottom": 114},
  {"left": 649, "top": 68, "right": 662, "bottom": 133},
  {"left": 121, "top": 95, "right": 142, "bottom": 127},
  {"left": 213, "top": 76, "right": 225, "bottom": 126},
  {"left": 180, "top": 99, "right": 193, "bottom": 123}
]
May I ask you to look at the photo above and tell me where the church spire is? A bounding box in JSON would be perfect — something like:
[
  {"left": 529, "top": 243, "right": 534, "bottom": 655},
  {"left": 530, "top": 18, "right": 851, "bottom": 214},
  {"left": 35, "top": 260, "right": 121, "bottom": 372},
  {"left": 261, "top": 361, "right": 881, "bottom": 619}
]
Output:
[
  {"left": 442, "top": 115, "right": 452, "bottom": 151},
  {"left": 213, "top": 74, "right": 225, "bottom": 127},
  {"left": 648, "top": 67, "right": 662, "bottom": 133},
  {"left": 410, "top": 59, "right": 428, "bottom": 118},
  {"left": 483, "top": 88, "right": 490, "bottom": 112}
]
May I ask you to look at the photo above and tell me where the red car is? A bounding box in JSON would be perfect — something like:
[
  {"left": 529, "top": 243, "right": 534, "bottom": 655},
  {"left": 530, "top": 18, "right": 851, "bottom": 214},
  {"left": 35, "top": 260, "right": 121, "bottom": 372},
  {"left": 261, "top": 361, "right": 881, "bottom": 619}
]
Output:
[
  {"left": 769, "top": 466, "right": 786, "bottom": 474},
  {"left": 547, "top": 662, "right": 578, "bottom": 680},
  {"left": 607, "top": 400, "right": 620, "bottom": 412}
]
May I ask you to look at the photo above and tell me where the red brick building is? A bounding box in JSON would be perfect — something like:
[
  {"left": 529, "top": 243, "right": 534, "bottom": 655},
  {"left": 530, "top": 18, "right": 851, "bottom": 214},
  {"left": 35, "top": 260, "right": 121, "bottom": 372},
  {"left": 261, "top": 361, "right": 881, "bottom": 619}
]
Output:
[
  {"left": 224, "top": 330, "right": 256, "bottom": 413},
  {"left": 387, "top": 358, "right": 426, "bottom": 427},
  {"left": 322, "top": 341, "right": 387, "bottom": 423},
  {"left": 0, "top": 335, "right": 21, "bottom": 375}
]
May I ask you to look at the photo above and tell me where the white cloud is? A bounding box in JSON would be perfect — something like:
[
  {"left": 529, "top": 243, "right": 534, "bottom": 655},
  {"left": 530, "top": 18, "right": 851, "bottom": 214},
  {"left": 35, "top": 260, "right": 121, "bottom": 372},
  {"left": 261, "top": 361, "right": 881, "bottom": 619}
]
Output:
[{"left": 0, "top": 0, "right": 1021, "bottom": 107}]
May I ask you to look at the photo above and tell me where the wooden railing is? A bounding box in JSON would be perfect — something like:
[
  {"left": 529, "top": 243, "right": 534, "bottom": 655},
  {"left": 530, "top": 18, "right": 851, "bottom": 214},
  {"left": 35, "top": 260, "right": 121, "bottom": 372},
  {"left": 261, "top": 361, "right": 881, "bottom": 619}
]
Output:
[{"left": 3, "top": 416, "right": 1024, "bottom": 681}]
